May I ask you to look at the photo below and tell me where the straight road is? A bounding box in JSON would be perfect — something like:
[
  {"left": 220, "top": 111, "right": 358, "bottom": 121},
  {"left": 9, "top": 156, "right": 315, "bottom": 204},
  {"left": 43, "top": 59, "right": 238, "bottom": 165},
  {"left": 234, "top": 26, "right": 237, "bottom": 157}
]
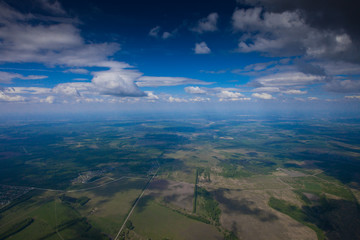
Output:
[{"left": 114, "top": 167, "right": 159, "bottom": 240}]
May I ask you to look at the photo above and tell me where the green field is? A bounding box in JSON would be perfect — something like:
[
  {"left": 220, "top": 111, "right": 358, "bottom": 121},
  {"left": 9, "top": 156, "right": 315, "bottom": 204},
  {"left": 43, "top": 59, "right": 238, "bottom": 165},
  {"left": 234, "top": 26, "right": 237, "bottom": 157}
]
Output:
[{"left": 129, "top": 199, "right": 223, "bottom": 240}]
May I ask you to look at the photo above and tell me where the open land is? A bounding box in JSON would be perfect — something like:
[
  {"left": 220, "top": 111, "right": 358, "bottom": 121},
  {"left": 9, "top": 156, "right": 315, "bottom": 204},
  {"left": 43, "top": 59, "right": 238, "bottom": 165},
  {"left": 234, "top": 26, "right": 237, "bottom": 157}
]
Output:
[{"left": 1, "top": 116, "right": 360, "bottom": 239}]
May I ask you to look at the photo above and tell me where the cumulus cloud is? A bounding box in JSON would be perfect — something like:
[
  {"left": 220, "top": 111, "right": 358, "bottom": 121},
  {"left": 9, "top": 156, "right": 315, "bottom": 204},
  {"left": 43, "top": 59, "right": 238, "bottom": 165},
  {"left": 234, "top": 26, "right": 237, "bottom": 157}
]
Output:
[
  {"left": 55, "top": 67, "right": 146, "bottom": 97},
  {"left": 194, "top": 42, "right": 211, "bottom": 54},
  {"left": 53, "top": 83, "right": 85, "bottom": 96},
  {"left": 283, "top": 89, "right": 307, "bottom": 94},
  {"left": 144, "top": 91, "right": 159, "bottom": 101},
  {"left": 232, "top": 7, "right": 356, "bottom": 62},
  {"left": 236, "top": 59, "right": 360, "bottom": 95},
  {"left": 184, "top": 86, "right": 207, "bottom": 94},
  {"left": 252, "top": 92, "right": 275, "bottom": 99},
  {"left": 191, "top": 13, "right": 219, "bottom": 34},
  {"left": 217, "top": 90, "right": 244, "bottom": 98},
  {"left": 41, "top": 95, "right": 55, "bottom": 104},
  {"left": 232, "top": 7, "right": 263, "bottom": 31},
  {"left": 92, "top": 68, "right": 145, "bottom": 97},
  {"left": 0, "top": 2, "right": 147, "bottom": 97},
  {"left": 136, "top": 76, "right": 211, "bottom": 87},
  {"left": 189, "top": 97, "right": 210, "bottom": 102},
  {"left": 0, "top": 91, "right": 25, "bottom": 102},
  {"left": 239, "top": 0, "right": 360, "bottom": 43},
  {"left": 217, "top": 90, "right": 249, "bottom": 101},
  {"left": 168, "top": 96, "right": 188, "bottom": 103},
  {"left": 184, "top": 87, "right": 249, "bottom": 102}
]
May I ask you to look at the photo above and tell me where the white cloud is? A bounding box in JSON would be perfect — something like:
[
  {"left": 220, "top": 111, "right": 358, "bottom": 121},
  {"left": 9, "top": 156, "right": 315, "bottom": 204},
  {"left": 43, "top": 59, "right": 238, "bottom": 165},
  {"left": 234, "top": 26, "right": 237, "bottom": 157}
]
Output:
[
  {"left": 184, "top": 87, "right": 247, "bottom": 101},
  {"left": 149, "top": 26, "right": 161, "bottom": 38},
  {"left": 345, "top": 95, "right": 360, "bottom": 99},
  {"left": 283, "top": 89, "right": 307, "bottom": 94},
  {"left": 194, "top": 42, "right": 211, "bottom": 54},
  {"left": 54, "top": 67, "right": 146, "bottom": 98},
  {"left": 232, "top": 60, "right": 295, "bottom": 76},
  {"left": 189, "top": 97, "right": 210, "bottom": 102},
  {"left": 252, "top": 92, "right": 275, "bottom": 99},
  {"left": 21, "top": 75, "right": 48, "bottom": 80},
  {"left": 184, "top": 86, "right": 207, "bottom": 94},
  {"left": 41, "top": 95, "right": 55, "bottom": 104},
  {"left": 64, "top": 68, "right": 89, "bottom": 74},
  {"left": 0, "top": 23, "right": 83, "bottom": 54},
  {"left": 192, "top": 12, "right": 219, "bottom": 34},
  {"left": 0, "top": 3, "right": 119, "bottom": 66},
  {"left": 217, "top": 90, "right": 248, "bottom": 101},
  {"left": 308, "top": 97, "right": 318, "bottom": 100},
  {"left": 243, "top": 61, "right": 277, "bottom": 72},
  {"left": 145, "top": 91, "right": 159, "bottom": 100},
  {"left": 217, "top": 90, "right": 244, "bottom": 98},
  {"left": 92, "top": 67, "right": 145, "bottom": 97},
  {"left": 53, "top": 83, "right": 84, "bottom": 96},
  {"left": 136, "top": 76, "right": 211, "bottom": 87},
  {"left": 168, "top": 96, "right": 188, "bottom": 103},
  {"left": 252, "top": 87, "right": 280, "bottom": 92},
  {"left": 0, "top": 71, "right": 48, "bottom": 83},
  {"left": 219, "top": 97, "right": 251, "bottom": 102},
  {"left": 0, "top": 3, "right": 147, "bottom": 98},
  {"left": 251, "top": 87, "right": 306, "bottom": 94},
  {"left": 255, "top": 72, "right": 325, "bottom": 87},
  {"left": 0, "top": 91, "right": 25, "bottom": 102}
]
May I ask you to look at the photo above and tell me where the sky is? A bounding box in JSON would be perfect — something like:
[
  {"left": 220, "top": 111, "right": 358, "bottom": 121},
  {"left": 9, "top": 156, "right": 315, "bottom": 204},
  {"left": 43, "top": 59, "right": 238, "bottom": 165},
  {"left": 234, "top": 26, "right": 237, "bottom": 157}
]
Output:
[{"left": 0, "top": 0, "right": 360, "bottom": 115}]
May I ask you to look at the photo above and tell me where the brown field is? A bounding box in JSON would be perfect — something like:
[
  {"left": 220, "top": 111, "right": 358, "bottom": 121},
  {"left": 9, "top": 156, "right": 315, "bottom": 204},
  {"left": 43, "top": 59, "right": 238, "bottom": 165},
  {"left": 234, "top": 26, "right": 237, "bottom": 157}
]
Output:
[
  {"left": 146, "top": 178, "right": 194, "bottom": 212},
  {"left": 212, "top": 189, "right": 317, "bottom": 240}
]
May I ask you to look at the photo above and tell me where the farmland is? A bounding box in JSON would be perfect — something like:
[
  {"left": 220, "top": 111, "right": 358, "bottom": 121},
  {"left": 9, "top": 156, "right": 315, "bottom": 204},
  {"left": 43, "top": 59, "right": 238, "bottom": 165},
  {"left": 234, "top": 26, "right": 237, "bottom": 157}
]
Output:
[{"left": 1, "top": 115, "right": 360, "bottom": 239}]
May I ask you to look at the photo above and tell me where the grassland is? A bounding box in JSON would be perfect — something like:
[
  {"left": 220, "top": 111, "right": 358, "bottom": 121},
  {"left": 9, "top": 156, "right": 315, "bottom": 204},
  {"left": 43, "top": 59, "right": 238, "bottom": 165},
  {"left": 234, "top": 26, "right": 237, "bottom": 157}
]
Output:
[{"left": 129, "top": 199, "right": 223, "bottom": 240}]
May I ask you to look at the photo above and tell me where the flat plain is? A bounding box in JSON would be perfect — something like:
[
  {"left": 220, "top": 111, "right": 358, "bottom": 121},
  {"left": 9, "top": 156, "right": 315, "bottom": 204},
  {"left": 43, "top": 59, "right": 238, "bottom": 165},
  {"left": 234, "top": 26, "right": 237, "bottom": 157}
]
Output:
[{"left": 1, "top": 116, "right": 360, "bottom": 239}]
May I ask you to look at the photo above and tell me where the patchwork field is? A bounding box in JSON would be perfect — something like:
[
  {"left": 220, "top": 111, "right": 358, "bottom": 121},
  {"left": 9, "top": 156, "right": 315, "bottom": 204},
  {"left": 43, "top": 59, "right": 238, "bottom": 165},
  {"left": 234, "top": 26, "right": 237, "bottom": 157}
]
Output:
[{"left": 1, "top": 117, "right": 360, "bottom": 239}]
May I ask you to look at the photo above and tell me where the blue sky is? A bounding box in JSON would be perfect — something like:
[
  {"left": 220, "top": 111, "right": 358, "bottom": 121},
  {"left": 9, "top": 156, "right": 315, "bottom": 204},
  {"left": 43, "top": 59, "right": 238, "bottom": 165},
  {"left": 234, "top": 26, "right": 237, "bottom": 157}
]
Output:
[{"left": 0, "top": 0, "right": 360, "bottom": 114}]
